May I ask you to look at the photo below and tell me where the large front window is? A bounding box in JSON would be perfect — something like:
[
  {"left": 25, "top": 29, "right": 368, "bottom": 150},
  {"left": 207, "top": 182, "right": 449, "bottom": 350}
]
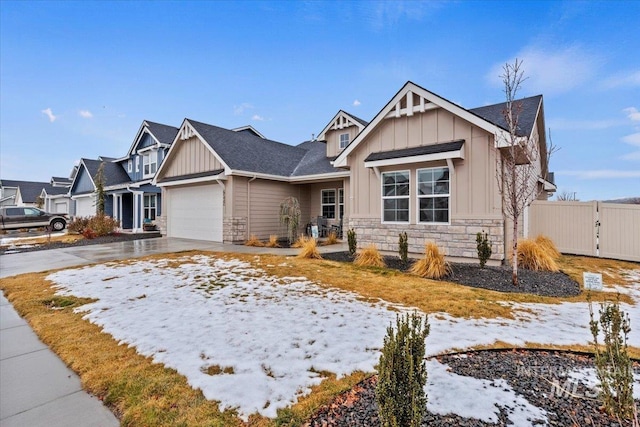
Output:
[
  {"left": 143, "top": 194, "right": 156, "bottom": 220},
  {"left": 382, "top": 171, "right": 409, "bottom": 222},
  {"left": 321, "top": 189, "right": 336, "bottom": 219},
  {"left": 142, "top": 151, "right": 158, "bottom": 177},
  {"left": 418, "top": 167, "right": 450, "bottom": 223}
]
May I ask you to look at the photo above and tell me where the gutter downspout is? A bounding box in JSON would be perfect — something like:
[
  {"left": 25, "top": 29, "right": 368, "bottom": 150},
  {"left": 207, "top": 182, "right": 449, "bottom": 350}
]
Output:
[{"left": 247, "top": 176, "right": 257, "bottom": 238}]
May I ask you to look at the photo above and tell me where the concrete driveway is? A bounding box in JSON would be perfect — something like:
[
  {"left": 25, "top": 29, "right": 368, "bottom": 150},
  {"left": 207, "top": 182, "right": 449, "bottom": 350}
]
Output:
[{"left": 0, "top": 237, "right": 346, "bottom": 426}]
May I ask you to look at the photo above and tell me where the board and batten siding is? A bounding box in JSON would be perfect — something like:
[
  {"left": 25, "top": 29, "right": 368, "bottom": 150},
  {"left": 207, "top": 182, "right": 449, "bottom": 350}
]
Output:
[
  {"left": 242, "top": 179, "right": 304, "bottom": 239},
  {"left": 350, "top": 108, "right": 502, "bottom": 221},
  {"left": 161, "top": 136, "right": 223, "bottom": 179},
  {"left": 325, "top": 126, "right": 361, "bottom": 158}
]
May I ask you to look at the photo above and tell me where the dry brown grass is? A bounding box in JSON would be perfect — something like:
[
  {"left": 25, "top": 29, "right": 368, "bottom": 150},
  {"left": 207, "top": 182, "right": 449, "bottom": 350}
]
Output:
[
  {"left": 0, "top": 233, "right": 83, "bottom": 248},
  {"left": 534, "top": 234, "right": 561, "bottom": 259},
  {"left": 516, "top": 239, "right": 559, "bottom": 272},
  {"left": 245, "top": 234, "right": 264, "bottom": 247},
  {"left": 264, "top": 235, "right": 281, "bottom": 248},
  {"left": 297, "top": 238, "right": 322, "bottom": 259},
  {"left": 321, "top": 231, "right": 339, "bottom": 246},
  {"left": 291, "top": 235, "right": 308, "bottom": 248},
  {"left": 410, "top": 242, "right": 451, "bottom": 279},
  {"left": 354, "top": 244, "right": 386, "bottom": 268}
]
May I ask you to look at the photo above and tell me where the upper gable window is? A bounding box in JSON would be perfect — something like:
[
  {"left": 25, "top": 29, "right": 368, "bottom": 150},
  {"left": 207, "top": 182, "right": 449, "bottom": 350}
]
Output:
[
  {"left": 417, "top": 167, "right": 450, "bottom": 223},
  {"left": 339, "top": 133, "right": 350, "bottom": 150},
  {"left": 142, "top": 151, "right": 158, "bottom": 178},
  {"left": 127, "top": 160, "right": 132, "bottom": 173}
]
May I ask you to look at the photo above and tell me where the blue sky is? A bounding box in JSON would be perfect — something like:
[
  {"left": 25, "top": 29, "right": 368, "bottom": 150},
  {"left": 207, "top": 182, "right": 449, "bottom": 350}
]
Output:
[{"left": 1, "top": 0, "right": 638, "bottom": 201}]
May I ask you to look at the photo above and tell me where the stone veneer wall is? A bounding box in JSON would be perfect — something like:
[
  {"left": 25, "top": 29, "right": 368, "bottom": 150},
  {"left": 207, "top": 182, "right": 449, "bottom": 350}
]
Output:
[
  {"left": 223, "top": 217, "right": 247, "bottom": 243},
  {"left": 156, "top": 215, "right": 167, "bottom": 235},
  {"left": 349, "top": 217, "right": 504, "bottom": 262}
]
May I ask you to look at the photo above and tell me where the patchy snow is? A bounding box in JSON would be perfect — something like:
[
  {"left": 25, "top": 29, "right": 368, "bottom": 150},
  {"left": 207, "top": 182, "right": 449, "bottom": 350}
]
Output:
[
  {"left": 0, "top": 231, "right": 65, "bottom": 245},
  {"left": 426, "top": 359, "right": 548, "bottom": 425},
  {"left": 46, "top": 254, "right": 640, "bottom": 420},
  {"left": 568, "top": 367, "right": 640, "bottom": 399}
]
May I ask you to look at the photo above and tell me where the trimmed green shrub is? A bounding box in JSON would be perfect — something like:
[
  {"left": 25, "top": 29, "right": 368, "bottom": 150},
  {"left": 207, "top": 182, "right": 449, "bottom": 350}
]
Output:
[
  {"left": 398, "top": 232, "right": 408, "bottom": 265},
  {"left": 589, "top": 297, "right": 635, "bottom": 420},
  {"left": 347, "top": 228, "right": 357, "bottom": 257},
  {"left": 476, "top": 231, "right": 492, "bottom": 268},
  {"left": 376, "top": 311, "right": 429, "bottom": 427}
]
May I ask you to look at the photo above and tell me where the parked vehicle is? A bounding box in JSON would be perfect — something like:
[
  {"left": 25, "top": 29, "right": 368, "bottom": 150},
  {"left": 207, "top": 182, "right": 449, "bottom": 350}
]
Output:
[{"left": 0, "top": 207, "right": 68, "bottom": 231}]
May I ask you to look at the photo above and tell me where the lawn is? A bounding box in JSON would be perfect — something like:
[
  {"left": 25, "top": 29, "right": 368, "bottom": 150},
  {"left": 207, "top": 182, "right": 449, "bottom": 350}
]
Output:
[{"left": 1, "top": 251, "right": 638, "bottom": 426}]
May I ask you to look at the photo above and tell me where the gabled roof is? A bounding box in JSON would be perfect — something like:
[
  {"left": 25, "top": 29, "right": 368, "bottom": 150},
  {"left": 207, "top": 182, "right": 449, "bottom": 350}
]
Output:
[
  {"left": 123, "top": 120, "right": 179, "bottom": 158},
  {"left": 71, "top": 158, "right": 131, "bottom": 194},
  {"left": 334, "top": 81, "right": 541, "bottom": 167},
  {"left": 187, "top": 119, "right": 308, "bottom": 177},
  {"left": 0, "top": 180, "right": 49, "bottom": 203},
  {"left": 231, "top": 125, "right": 266, "bottom": 139},
  {"left": 42, "top": 184, "right": 69, "bottom": 196},
  {"left": 291, "top": 140, "right": 338, "bottom": 176},
  {"left": 98, "top": 156, "right": 117, "bottom": 162},
  {"left": 470, "top": 95, "right": 543, "bottom": 137},
  {"left": 317, "top": 110, "right": 369, "bottom": 141},
  {"left": 51, "top": 176, "right": 73, "bottom": 186}
]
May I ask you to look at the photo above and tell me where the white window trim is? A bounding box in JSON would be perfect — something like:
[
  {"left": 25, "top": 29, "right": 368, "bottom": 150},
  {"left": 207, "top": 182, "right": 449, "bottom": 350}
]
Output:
[
  {"left": 339, "top": 133, "right": 350, "bottom": 150},
  {"left": 338, "top": 188, "right": 344, "bottom": 219},
  {"left": 320, "top": 188, "right": 337, "bottom": 219},
  {"left": 127, "top": 160, "right": 132, "bottom": 173},
  {"left": 142, "top": 150, "right": 158, "bottom": 178},
  {"left": 381, "top": 170, "right": 410, "bottom": 224},
  {"left": 416, "top": 166, "right": 451, "bottom": 225},
  {"left": 143, "top": 194, "right": 157, "bottom": 220},
  {"left": 136, "top": 156, "right": 140, "bottom": 172}
]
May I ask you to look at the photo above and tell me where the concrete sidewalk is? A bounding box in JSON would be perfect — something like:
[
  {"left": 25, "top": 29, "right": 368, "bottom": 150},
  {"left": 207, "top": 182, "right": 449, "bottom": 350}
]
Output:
[{"left": 0, "top": 237, "right": 347, "bottom": 426}]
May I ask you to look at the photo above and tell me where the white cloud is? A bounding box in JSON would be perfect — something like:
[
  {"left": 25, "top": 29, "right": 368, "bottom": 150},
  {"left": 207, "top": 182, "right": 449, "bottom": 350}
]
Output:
[
  {"left": 233, "top": 103, "right": 254, "bottom": 115},
  {"left": 251, "top": 114, "right": 264, "bottom": 121},
  {"left": 366, "top": 1, "right": 443, "bottom": 31},
  {"left": 41, "top": 107, "right": 57, "bottom": 122},
  {"left": 622, "top": 133, "right": 640, "bottom": 146},
  {"left": 487, "top": 46, "right": 599, "bottom": 95},
  {"left": 623, "top": 107, "right": 640, "bottom": 122},
  {"left": 353, "top": 99, "right": 361, "bottom": 107},
  {"left": 602, "top": 70, "right": 640, "bottom": 89},
  {"left": 79, "top": 110, "right": 93, "bottom": 118},
  {"left": 556, "top": 170, "right": 640, "bottom": 179}
]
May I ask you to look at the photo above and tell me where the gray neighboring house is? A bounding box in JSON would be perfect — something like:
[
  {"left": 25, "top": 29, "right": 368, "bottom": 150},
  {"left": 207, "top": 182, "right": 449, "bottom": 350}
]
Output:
[
  {"left": 0, "top": 179, "right": 50, "bottom": 208},
  {"left": 40, "top": 176, "right": 75, "bottom": 214}
]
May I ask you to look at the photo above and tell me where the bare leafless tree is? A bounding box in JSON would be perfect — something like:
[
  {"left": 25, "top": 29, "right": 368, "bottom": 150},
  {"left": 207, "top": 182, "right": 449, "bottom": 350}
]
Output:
[
  {"left": 496, "top": 59, "right": 557, "bottom": 286},
  {"left": 556, "top": 190, "right": 578, "bottom": 201}
]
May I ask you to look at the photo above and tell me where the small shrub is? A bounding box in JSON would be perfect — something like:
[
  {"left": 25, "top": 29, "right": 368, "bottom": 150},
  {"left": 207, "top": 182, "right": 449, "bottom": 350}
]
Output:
[
  {"left": 322, "top": 231, "right": 339, "bottom": 246},
  {"left": 376, "top": 311, "right": 430, "bottom": 427},
  {"left": 516, "top": 239, "right": 559, "bottom": 272},
  {"left": 265, "top": 235, "right": 281, "bottom": 248},
  {"left": 398, "top": 232, "right": 408, "bottom": 265},
  {"left": 354, "top": 244, "right": 386, "bottom": 268},
  {"left": 87, "top": 214, "right": 119, "bottom": 237},
  {"left": 297, "top": 238, "right": 322, "bottom": 259},
  {"left": 347, "top": 228, "right": 357, "bottom": 256},
  {"left": 534, "top": 234, "right": 561, "bottom": 259},
  {"left": 82, "top": 228, "right": 97, "bottom": 240},
  {"left": 245, "top": 234, "right": 264, "bottom": 247},
  {"left": 476, "top": 231, "right": 492, "bottom": 268},
  {"left": 410, "top": 242, "right": 450, "bottom": 279},
  {"left": 589, "top": 297, "right": 636, "bottom": 420},
  {"left": 68, "top": 217, "right": 90, "bottom": 234},
  {"left": 291, "top": 235, "right": 309, "bottom": 248}
]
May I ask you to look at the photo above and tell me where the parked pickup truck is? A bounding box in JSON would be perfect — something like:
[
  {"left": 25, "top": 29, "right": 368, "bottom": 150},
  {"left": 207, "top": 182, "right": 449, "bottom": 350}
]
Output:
[{"left": 0, "top": 207, "right": 68, "bottom": 231}]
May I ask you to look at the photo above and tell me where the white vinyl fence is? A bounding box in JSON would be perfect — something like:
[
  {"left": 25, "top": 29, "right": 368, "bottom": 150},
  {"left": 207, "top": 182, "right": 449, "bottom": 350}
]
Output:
[{"left": 528, "top": 201, "right": 640, "bottom": 262}]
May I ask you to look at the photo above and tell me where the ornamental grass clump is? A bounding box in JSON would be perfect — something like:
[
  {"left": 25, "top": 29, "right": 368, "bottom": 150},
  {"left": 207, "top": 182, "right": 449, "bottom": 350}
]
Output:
[
  {"left": 291, "top": 235, "right": 308, "bottom": 248},
  {"left": 244, "top": 234, "right": 264, "bottom": 247},
  {"left": 297, "top": 238, "right": 322, "bottom": 259},
  {"left": 410, "top": 242, "right": 450, "bottom": 280},
  {"left": 516, "top": 239, "right": 559, "bottom": 272},
  {"left": 376, "top": 311, "right": 430, "bottom": 427},
  {"left": 322, "top": 231, "right": 339, "bottom": 246},
  {"left": 354, "top": 244, "right": 386, "bottom": 268},
  {"left": 589, "top": 297, "right": 636, "bottom": 421},
  {"left": 534, "top": 234, "right": 561, "bottom": 259},
  {"left": 265, "top": 235, "right": 281, "bottom": 248}
]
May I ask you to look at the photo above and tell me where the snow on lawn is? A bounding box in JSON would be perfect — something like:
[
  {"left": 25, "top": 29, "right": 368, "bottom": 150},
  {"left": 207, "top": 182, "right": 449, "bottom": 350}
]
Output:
[
  {"left": 46, "top": 254, "right": 640, "bottom": 420},
  {"left": 0, "top": 231, "right": 66, "bottom": 245}
]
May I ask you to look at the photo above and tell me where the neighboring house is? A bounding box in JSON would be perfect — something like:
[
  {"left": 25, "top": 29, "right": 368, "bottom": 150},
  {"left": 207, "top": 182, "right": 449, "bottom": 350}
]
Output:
[
  {"left": 108, "top": 120, "right": 179, "bottom": 231},
  {"left": 0, "top": 179, "right": 50, "bottom": 207},
  {"left": 41, "top": 176, "right": 75, "bottom": 214},
  {"left": 154, "top": 81, "right": 554, "bottom": 263},
  {"left": 69, "top": 158, "right": 130, "bottom": 218}
]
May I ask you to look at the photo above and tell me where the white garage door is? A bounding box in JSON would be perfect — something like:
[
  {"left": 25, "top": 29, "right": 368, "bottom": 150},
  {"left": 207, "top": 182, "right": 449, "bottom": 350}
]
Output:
[
  {"left": 167, "top": 184, "right": 223, "bottom": 241},
  {"left": 75, "top": 196, "right": 95, "bottom": 217},
  {"left": 54, "top": 201, "right": 68, "bottom": 213}
]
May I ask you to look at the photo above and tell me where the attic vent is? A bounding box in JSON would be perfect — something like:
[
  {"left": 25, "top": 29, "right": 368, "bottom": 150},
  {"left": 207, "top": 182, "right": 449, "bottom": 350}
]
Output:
[{"left": 180, "top": 125, "right": 195, "bottom": 140}]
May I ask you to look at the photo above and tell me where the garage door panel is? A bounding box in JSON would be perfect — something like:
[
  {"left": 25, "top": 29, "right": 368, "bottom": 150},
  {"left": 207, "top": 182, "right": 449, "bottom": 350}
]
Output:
[
  {"left": 75, "top": 197, "right": 94, "bottom": 217},
  {"left": 167, "top": 184, "right": 223, "bottom": 241}
]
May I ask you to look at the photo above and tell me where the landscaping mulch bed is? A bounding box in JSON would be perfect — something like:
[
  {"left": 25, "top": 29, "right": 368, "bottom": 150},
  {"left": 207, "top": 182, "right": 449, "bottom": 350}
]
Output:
[
  {"left": 322, "top": 252, "right": 581, "bottom": 297},
  {"left": 0, "top": 232, "right": 162, "bottom": 255},
  {"left": 305, "top": 349, "right": 640, "bottom": 427}
]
